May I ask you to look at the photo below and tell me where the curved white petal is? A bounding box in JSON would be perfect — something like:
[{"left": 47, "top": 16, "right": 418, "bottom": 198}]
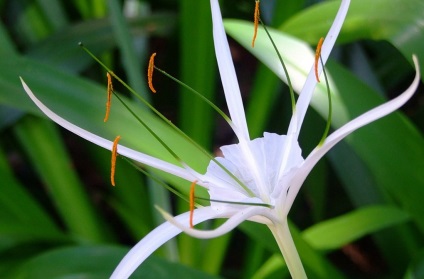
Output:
[
  {"left": 111, "top": 207, "right": 220, "bottom": 279},
  {"left": 159, "top": 206, "right": 277, "bottom": 239},
  {"left": 283, "top": 55, "right": 420, "bottom": 214},
  {"left": 287, "top": 0, "right": 351, "bottom": 138},
  {"left": 20, "top": 78, "right": 199, "bottom": 183},
  {"left": 210, "top": 0, "right": 249, "bottom": 141},
  {"left": 277, "top": 0, "right": 350, "bottom": 193}
]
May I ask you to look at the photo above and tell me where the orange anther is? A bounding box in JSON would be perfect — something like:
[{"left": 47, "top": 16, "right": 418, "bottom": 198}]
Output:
[
  {"left": 315, "top": 37, "right": 324, "bottom": 82},
  {"left": 104, "top": 72, "right": 114, "bottom": 122},
  {"left": 252, "top": 1, "right": 260, "bottom": 48},
  {"left": 111, "top": 135, "right": 121, "bottom": 186},
  {"left": 189, "top": 180, "right": 198, "bottom": 228},
  {"left": 148, "top": 53, "right": 157, "bottom": 93}
]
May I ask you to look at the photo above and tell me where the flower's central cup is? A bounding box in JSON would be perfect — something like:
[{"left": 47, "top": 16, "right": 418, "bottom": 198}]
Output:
[{"left": 206, "top": 132, "right": 305, "bottom": 211}]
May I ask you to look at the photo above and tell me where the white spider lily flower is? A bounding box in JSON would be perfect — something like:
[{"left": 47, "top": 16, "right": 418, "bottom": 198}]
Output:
[{"left": 20, "top": 0, "right": 421, "bottom": 278}]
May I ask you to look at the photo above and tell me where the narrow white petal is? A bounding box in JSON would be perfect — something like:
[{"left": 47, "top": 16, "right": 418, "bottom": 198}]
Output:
[
  {"left": 277, "top": 0, "right": 350, "bottom": 195},
  {"left": 111, "top": 207, "right": 220, "bottom": 279},
  {"left": 210, "top": 0, "right": 273, "bottom": 202},
  {"left": 210, "top": 0, "right": 249, "bottom": 141},
  {"left": 283, "top": 55, "right": 420, "bottom": 214},
  {"left": 20, "top": 78, "right": 199, "bottom": 182},
  {"left": 287, "top": 0, "right": 351, "bottom": 138},
  {"left": 160, "top": 206, "right": 277, "bottom": 239}
]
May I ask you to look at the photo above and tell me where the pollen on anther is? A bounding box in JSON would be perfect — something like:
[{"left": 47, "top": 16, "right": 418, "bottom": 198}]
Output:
[
  {"left": 189, "top": 180, "right": 198, "bottom": 228},
  {"left": 148, "top": 53, "right": 157, "bottom": 93},
  {"left": 111, "top": 135, "right": 121, "bottom": 186},
  {"left": 252, "top": 0, "right": 260, "bottom": 48},
  {"left": 104, "top": 72, "right": 114, "bottom": 122},
  {"left": 315, "top": 37, "right": 324, "bottom": 82}
]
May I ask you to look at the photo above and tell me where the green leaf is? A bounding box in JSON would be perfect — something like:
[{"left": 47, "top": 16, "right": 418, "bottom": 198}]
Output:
[
  {"left": 0, "top": 147, "right": 69, "bottom": 275},
  {"left": 26, "top": 14, "right": 176, "bottom": 73},
  {"left": 34, "top": 0, "right": 69, "bottom": 30},
  {"left": 13, "top": 116, "right": 111, "bottom": 243},
  {"left": 0, "top": 147, "right": 60, "bottom": 236},
  {"left": 404, "top": 249, "right": 424, "bottom": 279},
  {"left": 10, "top": 245, "right": 222, "bottom": 279},
  {"left": 0, "top": 54, "right": 209, "bottom": 197},
  {"left": 327, "top": 141, "right": 383, "bottom": 207},
  {"left": 26, "top": 18, "right": 117, "bottom": 73},
  {"left": 0, "top": 222, "right": 68, "bottom": 250},
  {"left": 13, "top": 1, "right": 52, "bottom": 44},
  {"left": 302, "top": 205, "right": 410, "bottom": 250},
  {"left": 0, "top": 106, "right": 22, "bottom": 129},
  {"left": 280, "top": 0, "right": 424, "bottom": 80},
  {"left": 251, "top": 254, "right": 289, "bottom": 279},
  {"left": 0, "top": 22, "right": 17, "bottom": 55},
  {"left": 329, "top": 61, "right": 424, "bottom": 233}
]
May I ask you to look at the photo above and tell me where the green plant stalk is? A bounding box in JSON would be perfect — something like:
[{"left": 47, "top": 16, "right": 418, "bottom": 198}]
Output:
[
  {"left": 240, "top": 221, "right": 345, "bottom": 278},
  {"left": 13, "top": 115, "right": 110, "bottom": 242},
  {"left": 268, "top": 221, "right": 307, "bottom": 279}
]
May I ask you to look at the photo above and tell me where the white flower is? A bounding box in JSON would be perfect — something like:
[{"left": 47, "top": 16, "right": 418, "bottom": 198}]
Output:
[{"left": 20, "top": 0, "right": 420, "bottom": 278}]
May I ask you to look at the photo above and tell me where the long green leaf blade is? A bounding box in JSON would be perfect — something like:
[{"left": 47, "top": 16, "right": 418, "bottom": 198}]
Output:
[{"left": 302, "top": 205, "right": 410, "bottom": 250}]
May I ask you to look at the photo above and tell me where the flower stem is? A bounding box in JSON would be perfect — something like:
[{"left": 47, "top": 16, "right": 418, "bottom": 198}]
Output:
[{"left": 268, "top": 221, "right": 307, "bottom": 279}]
